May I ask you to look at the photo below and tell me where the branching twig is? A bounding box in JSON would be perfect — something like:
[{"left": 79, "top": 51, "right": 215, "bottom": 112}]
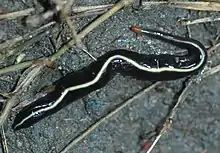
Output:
[
  {"left": 58, "top": 0, "right": 97, "bottom": 60},
  {"left": 57, "top": 0, "right": 82, "bottom": 48},
  {"left": 50, "top": 0, "right": 133, "bottom": 61}
]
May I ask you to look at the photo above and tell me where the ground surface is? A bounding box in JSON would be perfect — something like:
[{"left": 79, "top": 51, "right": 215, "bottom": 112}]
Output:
[{"left": 1, "top": 0, "right": 220, "bottom": 153}]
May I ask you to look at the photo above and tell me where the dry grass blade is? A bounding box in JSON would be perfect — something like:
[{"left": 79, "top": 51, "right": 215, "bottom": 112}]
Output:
[
  {"left": 0, "top": 125, "right": 8, "bottom": 153},
  {"left": 180, "top": 16, "right": 220, "bottom": 25},
  {"left": 142, "top": 1, "right": 220, "bottom": 12},
  {"left": 168, "top": 1, "right": 220, "bottom": 11}
]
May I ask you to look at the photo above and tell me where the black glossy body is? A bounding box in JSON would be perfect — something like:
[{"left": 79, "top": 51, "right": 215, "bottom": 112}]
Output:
[{"left": 12, "top": 28, "right": 207, "bottom": 130}]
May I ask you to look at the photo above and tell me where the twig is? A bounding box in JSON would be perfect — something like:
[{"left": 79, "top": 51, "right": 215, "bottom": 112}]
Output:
[
  {"left": 13, "top": 65, "right": 44, "bottom": 93},
  {"left": 1, "top": 31, "right": 48, "bottom": 61},
  {"left": 60, "top": 0, "right": 97, "bottom": 60},
  {"left": 71, "top": 4, "right": 113, "bottom": 20},
  {"left": 139, "top": 1, "right": 167, "bottom": 10},
  {"left": 0, "top": 8, "right": 35, "bottom": 20},
  {"left": 59, "top": 81, "right": 161, "bottom": 153},
  {"left": 58, "top": 0, "right": 82, "bottom": 48}
]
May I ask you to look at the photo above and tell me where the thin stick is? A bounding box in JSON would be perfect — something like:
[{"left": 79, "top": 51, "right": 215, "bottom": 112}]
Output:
[
  {"left": 13, "top": 65, "right": 43, "bottom": 93},
  {"left": 168, "top": 80, "right": 194, "bottom": 120},
  {"left": 60, "top": 0, "right": 82, "bottom": 48},
  {"left": 60, "top": 0, "right": 97, "bottom": 60},
  {"left": 0, "top": 8, "right": 35, "bottom": 20},
  {"left": 59, "top": 82, "right": 161, "bottom": 153}
]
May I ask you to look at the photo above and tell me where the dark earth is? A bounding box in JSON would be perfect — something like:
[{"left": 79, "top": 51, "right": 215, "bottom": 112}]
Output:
[{"left": 0, "top": 0, "right": 220, "bottom": 153}]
